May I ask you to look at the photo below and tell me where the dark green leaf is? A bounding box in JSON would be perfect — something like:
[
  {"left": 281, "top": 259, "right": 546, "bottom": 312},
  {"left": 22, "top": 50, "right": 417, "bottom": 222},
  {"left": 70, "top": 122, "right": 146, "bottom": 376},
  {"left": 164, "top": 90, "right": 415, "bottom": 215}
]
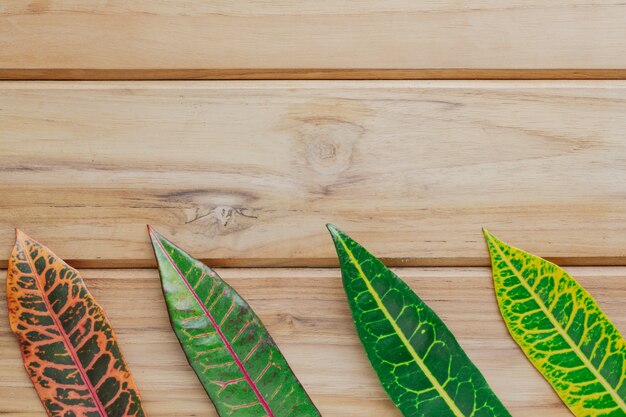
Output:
[{"left": 328, "top": 224, "right": 510, "bottom": 417}]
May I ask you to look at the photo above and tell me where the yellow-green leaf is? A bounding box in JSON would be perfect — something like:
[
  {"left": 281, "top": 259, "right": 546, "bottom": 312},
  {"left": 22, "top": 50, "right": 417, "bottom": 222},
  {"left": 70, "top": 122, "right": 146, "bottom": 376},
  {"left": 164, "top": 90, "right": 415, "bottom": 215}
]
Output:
[{"left": 484, "top": 230, "right": 626, "bottom": 416}]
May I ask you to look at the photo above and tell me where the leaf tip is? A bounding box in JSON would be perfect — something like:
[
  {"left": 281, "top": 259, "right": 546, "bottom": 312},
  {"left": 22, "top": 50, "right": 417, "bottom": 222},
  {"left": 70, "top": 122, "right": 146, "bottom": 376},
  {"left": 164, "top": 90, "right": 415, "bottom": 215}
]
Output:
[
  {"left": 147, "top": 225, "right": 167, "bottom": 251},
  {"left": 482, "top": 227, "right": 500, "bottom": 244},
  {"left": 147, "top": 224, "right": 162, "bottom": 239},
  {"left": 326, "top": 224, "right": 346, "bottom": 243},
  {"left": 15, "top": 228, "right": 30, "bottom": 242},
  {"left": 482, "top": 229, "right": 507, "bottom": 262}
]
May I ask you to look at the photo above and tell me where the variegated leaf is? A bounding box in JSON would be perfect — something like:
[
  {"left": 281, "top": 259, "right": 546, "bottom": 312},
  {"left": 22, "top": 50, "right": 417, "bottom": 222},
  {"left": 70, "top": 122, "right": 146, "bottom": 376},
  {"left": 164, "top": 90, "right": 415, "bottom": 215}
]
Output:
[
  {"left": 6, "top": 230, "right": 145, "bottom": 417},
  {"left": 149, "top": 226, "right": 320, "bottom": 417},
  {"left": 484, "top": 230, "right": 626, "bottom": 416}
]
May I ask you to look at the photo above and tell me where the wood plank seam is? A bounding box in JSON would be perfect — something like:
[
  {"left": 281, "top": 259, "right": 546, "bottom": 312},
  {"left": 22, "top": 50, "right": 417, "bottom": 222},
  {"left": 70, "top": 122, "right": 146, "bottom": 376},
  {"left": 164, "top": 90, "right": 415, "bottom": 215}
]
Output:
[{"left": 2, "top": 69, "right": 626, "bottom": 81}]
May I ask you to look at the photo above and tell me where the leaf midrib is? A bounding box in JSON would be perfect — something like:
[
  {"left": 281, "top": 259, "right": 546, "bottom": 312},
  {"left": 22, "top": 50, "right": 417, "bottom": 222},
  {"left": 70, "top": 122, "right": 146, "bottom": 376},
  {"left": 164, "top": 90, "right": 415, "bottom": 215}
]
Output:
[
  {"left": 152, "top": 233, "right": 275, "bottom": 417},
  {"left": 18, "top": 236, "right": 107, "bottom": 417},
  {"left": 488, "top": 235, "right": 626, "bottom": 412},
  {"left": 335, "top": 233, "right": 466, "bottom": 417}
]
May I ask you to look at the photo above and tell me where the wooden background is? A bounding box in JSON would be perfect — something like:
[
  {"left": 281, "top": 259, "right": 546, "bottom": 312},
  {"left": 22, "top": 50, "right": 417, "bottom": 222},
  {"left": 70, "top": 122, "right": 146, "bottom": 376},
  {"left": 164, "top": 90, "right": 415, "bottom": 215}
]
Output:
[
  {"left": 2, "top": 1, "right": 626, "bottom": 79},
  {"left": 1, "top": 2, "right": 626, "bottom": 416}
]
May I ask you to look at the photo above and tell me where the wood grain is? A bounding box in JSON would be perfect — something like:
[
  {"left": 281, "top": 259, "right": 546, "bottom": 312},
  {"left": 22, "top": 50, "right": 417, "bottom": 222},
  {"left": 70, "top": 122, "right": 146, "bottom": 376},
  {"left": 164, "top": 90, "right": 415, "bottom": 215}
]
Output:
[
  {"left": 2, "top": 267, "right": 624, "bottom": 416},
  {"left": 1, "top": 81, "right": 626, "bottom": 267},
  {"left": 1, "top": 1, "right": 626, "bottom": 77}
]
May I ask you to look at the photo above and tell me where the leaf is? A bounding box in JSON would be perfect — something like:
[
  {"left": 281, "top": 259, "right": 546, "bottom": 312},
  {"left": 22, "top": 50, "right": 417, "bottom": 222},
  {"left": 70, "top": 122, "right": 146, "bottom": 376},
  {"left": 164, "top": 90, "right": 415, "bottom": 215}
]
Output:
[
  {"left": 484, "top": 229, "right": 626, "bottom": 416},
  {"left": 148, "top": 226, "right": 320, "bottom": 417},
  {"left": 327, "top": 224, "right": 511, "bottom": 417},
  {"left": 6, "top": 230, "right": 145, "bottom": 417}
]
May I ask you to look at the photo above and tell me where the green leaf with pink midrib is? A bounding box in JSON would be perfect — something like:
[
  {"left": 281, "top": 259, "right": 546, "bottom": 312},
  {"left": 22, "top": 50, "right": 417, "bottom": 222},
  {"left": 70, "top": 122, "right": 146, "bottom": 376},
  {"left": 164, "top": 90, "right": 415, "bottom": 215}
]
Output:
[{"left": 149, "top": 228, "right": 320, "bottom": 417}]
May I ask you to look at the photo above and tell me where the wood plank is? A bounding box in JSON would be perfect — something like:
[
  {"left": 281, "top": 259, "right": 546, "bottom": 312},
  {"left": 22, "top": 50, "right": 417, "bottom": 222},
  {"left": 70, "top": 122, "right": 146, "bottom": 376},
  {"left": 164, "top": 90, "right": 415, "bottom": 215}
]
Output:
[
  {"left": 2, "top": 267, "right": 624, "bottom": 416},
  {"left": 1, "top": 81, "right": 626, "bottom": 267},
  {"left": 1, "top": 2, "right": 626, "bottom": 76}
]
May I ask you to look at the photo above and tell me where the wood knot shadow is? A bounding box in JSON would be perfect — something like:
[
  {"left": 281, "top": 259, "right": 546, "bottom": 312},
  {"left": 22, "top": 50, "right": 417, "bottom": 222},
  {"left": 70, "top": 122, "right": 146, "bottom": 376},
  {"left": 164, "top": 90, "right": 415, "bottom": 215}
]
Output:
[
  {"left": 300, "top": 118, "right": 364, "bottom": 176},
  {"left": 184, "top": 206, "right": 258, "bottom": 236}
]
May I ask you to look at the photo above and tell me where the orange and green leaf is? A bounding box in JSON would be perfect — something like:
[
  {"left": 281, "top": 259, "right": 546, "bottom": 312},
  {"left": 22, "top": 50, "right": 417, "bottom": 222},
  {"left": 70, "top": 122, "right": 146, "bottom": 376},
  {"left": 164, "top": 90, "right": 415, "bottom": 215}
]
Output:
[{"left": 6, "top": 230, "right": 146, "bottom": 417}]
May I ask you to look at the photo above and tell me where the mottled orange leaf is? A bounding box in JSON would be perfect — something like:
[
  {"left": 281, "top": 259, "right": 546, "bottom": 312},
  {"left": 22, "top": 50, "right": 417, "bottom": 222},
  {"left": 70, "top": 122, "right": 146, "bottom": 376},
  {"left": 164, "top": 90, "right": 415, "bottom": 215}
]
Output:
[{"left": 6, "top": 230, "right": 146, "bottom": 417}]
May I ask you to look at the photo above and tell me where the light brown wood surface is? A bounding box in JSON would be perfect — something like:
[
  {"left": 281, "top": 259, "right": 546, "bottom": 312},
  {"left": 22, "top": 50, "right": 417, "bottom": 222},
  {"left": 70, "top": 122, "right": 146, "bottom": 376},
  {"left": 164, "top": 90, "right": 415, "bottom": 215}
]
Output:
[
  {"left": 1, "top": 81, "right": 626, "bottom": 267},
  {"left": 3, "top": 266, "right": 624, "bottom": 416},
  {"left": 2, "top": 1, "right": 624, "bottom": 416},
  {"left": 1, "top": 1, "right": 626, "bottom": 78}
]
